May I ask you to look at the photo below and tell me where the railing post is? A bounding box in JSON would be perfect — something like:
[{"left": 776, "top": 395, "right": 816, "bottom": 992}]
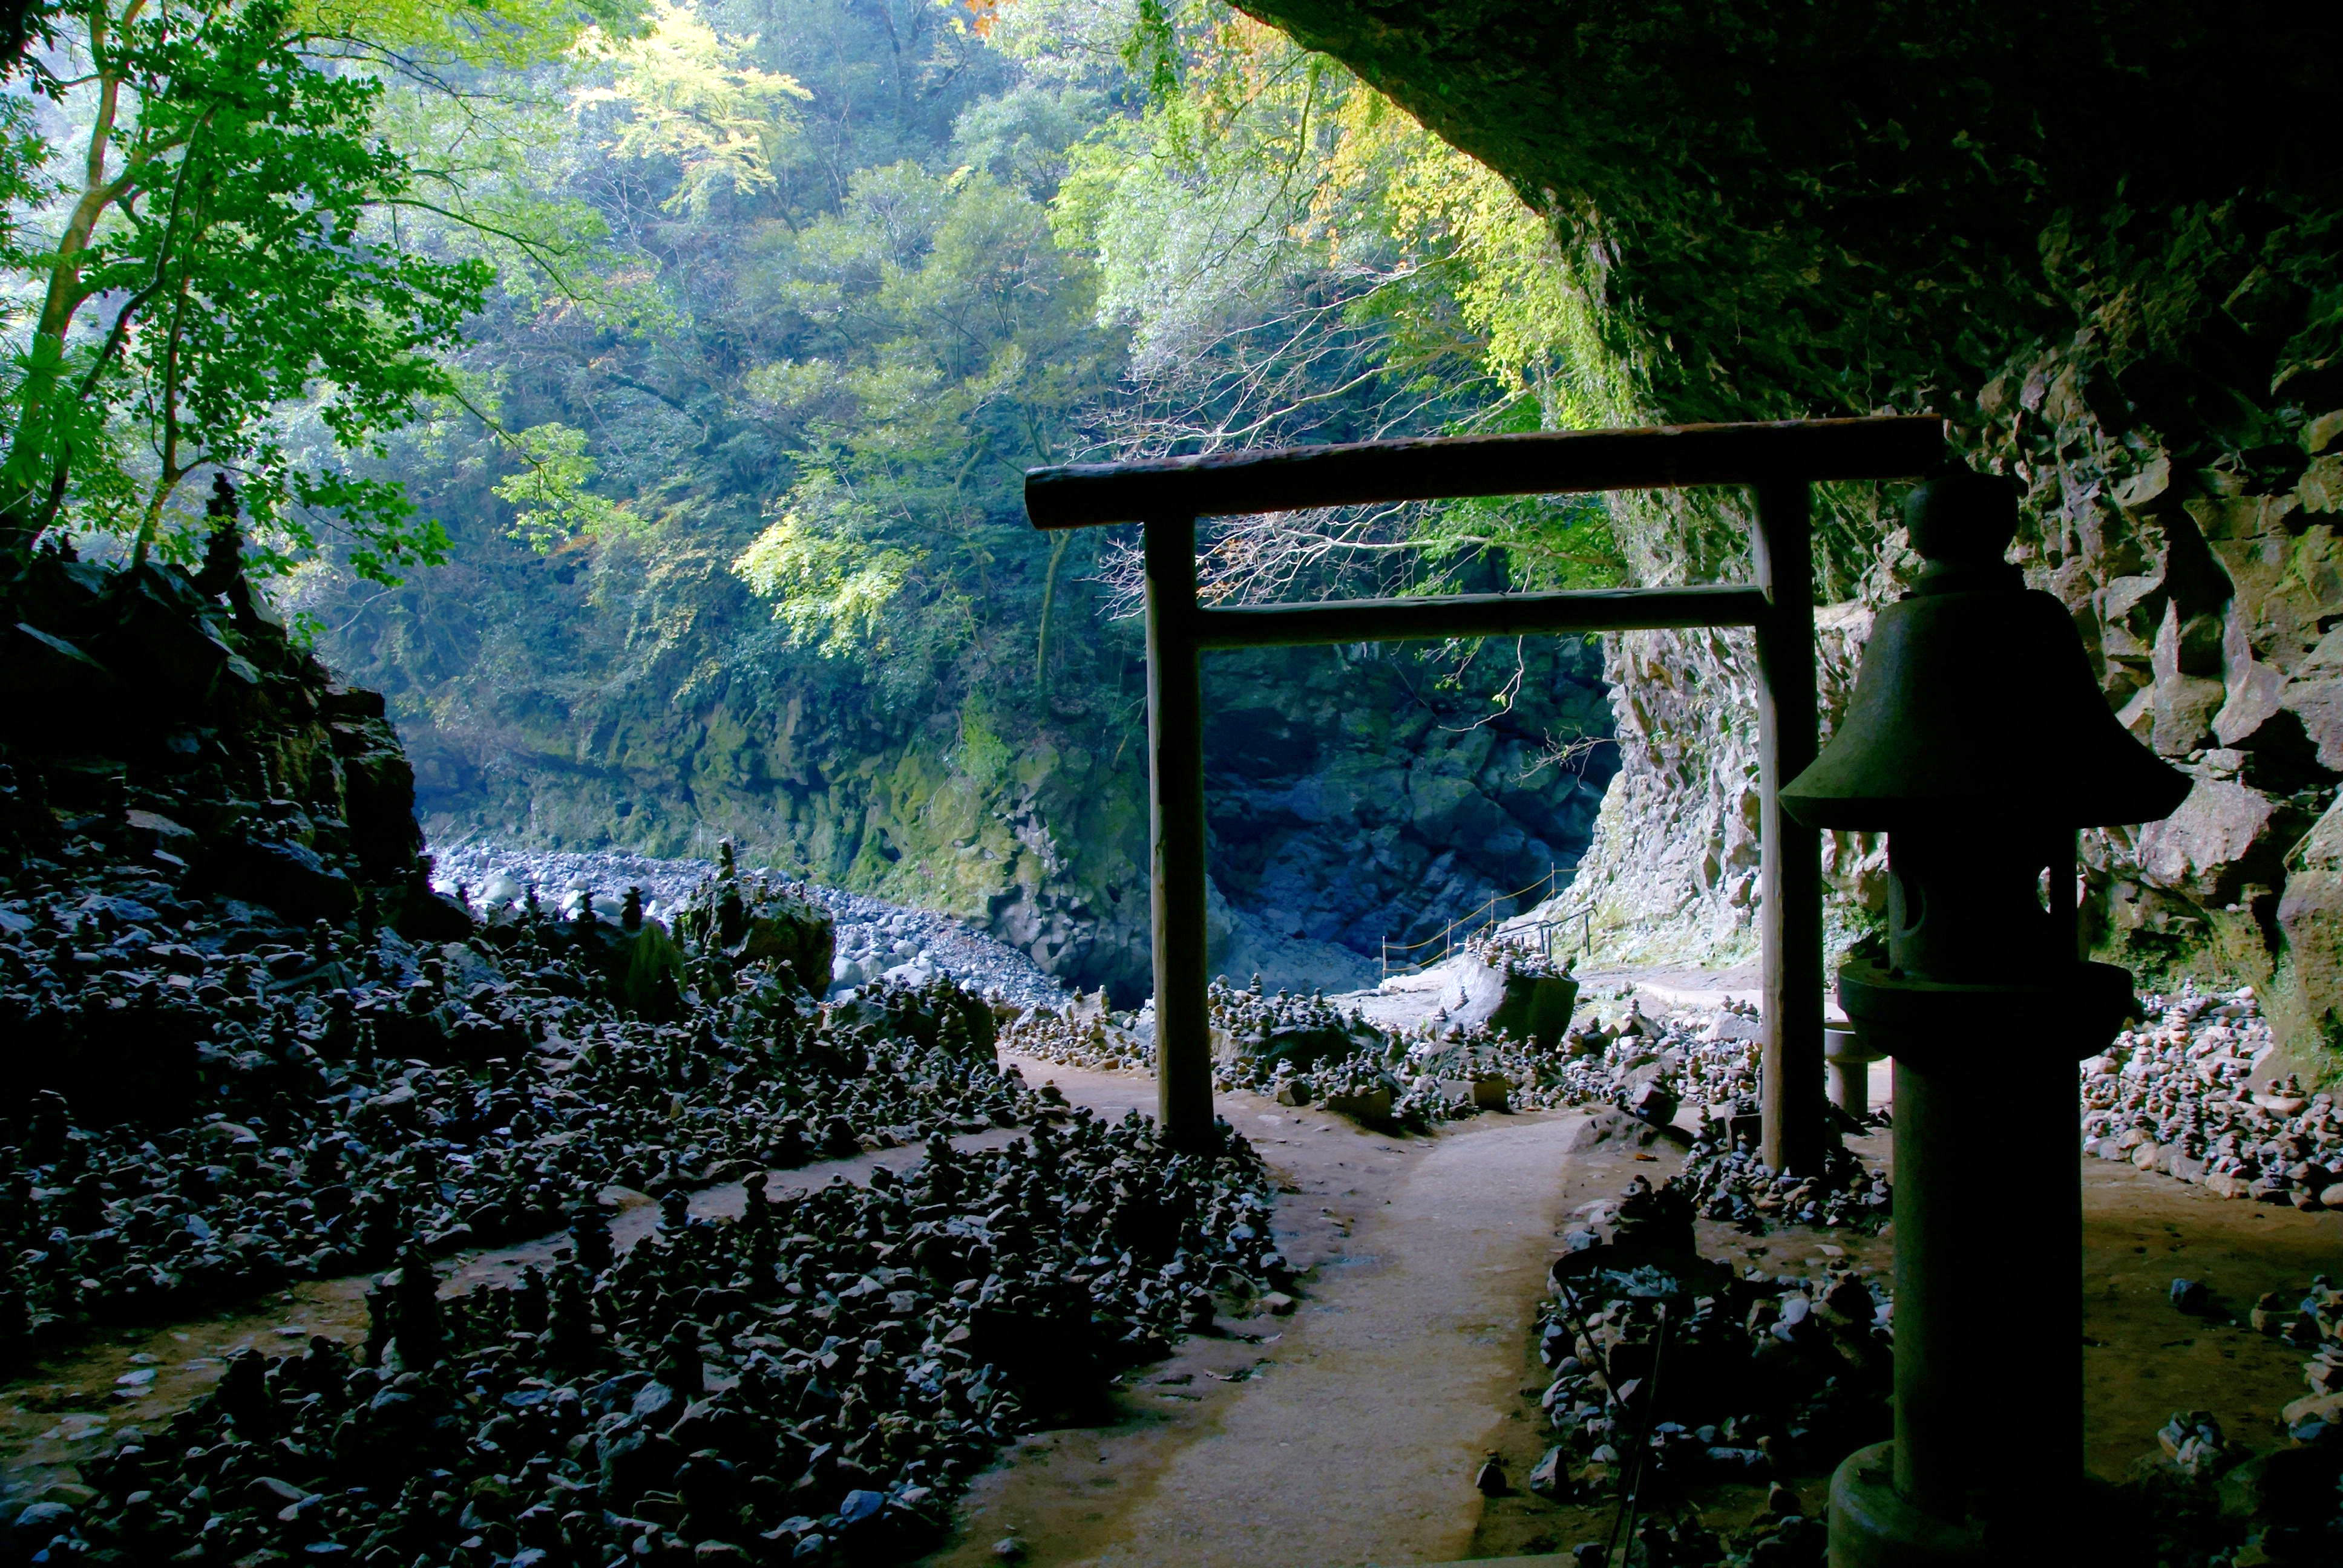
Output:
[
  {"left": 1145, "top": 514, "right": 1214, "bottom": 1149},
  {"left": 1753, "top": 480, "right": 1826, "bottom": 1175}
]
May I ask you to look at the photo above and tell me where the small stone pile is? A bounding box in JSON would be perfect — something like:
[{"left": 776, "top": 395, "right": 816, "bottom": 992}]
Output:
[
  {"left": 1504, "top": 998, "right": 1766, "bottom": 1116},
  {"left": 995, "top": 1003, "right": 1147, "bottom": 1076},
  {"left": 1462, "top": 929, "right": 1567, "bottom": 978},
  {"left": 0, "top": 844, "right": 1049, "bottom": 1366},
  {"left": 3, "top": 1112, "right": 1278, "bottom": 1566},
  {"left": 1527, "top": 1175, "right": 1890, "bottom": 1564},
  {"left": 1673, "top": 1132, "right": 1893, "bottom": 1233},
  {"left": 1010, "top": 981, "right": 1771, "bottom": 1134},
  {"left": 1005, "top": 981, "right": 1892, "bottom": 1241},
  {"left": 2080, "top": 982, "right": 2343, "bottom": 1209}
]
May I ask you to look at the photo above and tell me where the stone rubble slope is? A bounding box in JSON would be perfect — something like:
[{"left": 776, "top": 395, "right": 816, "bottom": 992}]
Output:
[
  {"left": 0, "top": 844, "right": 1047, "bottom": 1367},
  {"left": 0, "top": 832, "right": 1282, "bottom": 1567},
  {"left": 2, "top": 1112, "right": 1278, "bottom": 1567}
]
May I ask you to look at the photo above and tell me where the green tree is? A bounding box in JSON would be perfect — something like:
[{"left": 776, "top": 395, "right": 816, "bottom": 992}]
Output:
[
  {"left": 729, "top": 155, "right": 1116, "bottom": 694},
  {"left": 1038, "top": 3, "right": 1623, "bottom": 610},
  {"left": 0, "top": 0, "right": 621, "bottom": 581}
]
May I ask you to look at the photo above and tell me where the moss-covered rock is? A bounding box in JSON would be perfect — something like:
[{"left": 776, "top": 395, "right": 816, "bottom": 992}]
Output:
[{"left": 0, "top": 547, "right": 450, "bottom": 941}]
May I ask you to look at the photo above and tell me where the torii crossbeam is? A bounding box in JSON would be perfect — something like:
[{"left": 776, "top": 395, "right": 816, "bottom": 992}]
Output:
[{"left": 1024, "top": 416, "right": 1945, "bottom": 1174}]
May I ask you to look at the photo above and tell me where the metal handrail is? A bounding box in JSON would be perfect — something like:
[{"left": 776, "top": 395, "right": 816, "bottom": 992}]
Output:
[{"left": 1378, "top": 866, "right": 1592, "bottom": 978}]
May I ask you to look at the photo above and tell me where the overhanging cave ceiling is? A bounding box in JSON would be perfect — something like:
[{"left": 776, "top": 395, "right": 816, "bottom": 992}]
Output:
[{"left": 1231, "top": 1, "right": 2341, "bottom": 421}]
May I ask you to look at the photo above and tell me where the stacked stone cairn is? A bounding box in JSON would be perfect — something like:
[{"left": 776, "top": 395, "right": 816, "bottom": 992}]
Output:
[
  {"left": 1522, "top": 1175, "right": 1890, "bottom": 1564},
  {"left": 0, "top": 845, "right": 1054, "bottom": 1365},
  {"left": 2081, "top": 981, "right": 2343, "bottom": 1209},
  {"left": 1009, "top": 979, "right": 1766, "bottom": 1123},
  {"left": 4, "top": 1113, "right": 1277, "bottom": 1565},
  {"left": 1006, "top": 981, "right": 1892, "bottom": 1234}
]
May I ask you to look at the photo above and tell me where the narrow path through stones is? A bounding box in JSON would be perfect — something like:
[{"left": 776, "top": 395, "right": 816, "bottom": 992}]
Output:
[
  {"left": 926, "top": 1058, "right": 1584, "bottom": 1568},
  {"left": 0, "top": 1067, "right": 1153, "bottom": 1509}
]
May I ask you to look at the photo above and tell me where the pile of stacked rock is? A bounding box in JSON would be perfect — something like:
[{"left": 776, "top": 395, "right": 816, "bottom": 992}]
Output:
[
  {"left": 0, "top": 851, "right": 1044, "bottom": 1367},
  {"left": 1524, "top": 1175, "right": 1892, "bottom": 1564},
  {"left": 1461, "top": 929, "right": 1570, "bottom": 978},
  {"left": 995, "top": 1000, "right": 1150, "bottom": 1076},
  {"left": 2, "top": 1112, "right": 1277, "bottom": 1566},
  {"left": 2081, "top": 982, "right": 2343, "bottom": 1209},
  {"left": 1009, "top": 982, "right": 1775, "bottom": 1138},
  {"left": 435, "top": 843, "right": 1070, "bottom": 1016},
  {"left": 1671, "top": 1131, "right": 1893, "bottom": 1234},
  {"left": 1008, "top": 980, "right": 1899, "bottom": 1247}
]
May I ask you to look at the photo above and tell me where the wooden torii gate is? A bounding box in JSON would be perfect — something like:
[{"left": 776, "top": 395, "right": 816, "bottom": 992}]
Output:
[{"left": 1024, "top": 416, "right": 1946, "bottom": 1174}]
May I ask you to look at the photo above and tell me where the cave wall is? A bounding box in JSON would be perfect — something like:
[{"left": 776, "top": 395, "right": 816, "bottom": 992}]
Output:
[{"left": 1236, "top": 1, "right": 2343, "bottom": 1067}]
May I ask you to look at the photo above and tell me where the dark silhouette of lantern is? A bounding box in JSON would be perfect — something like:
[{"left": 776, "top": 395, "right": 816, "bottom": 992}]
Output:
[{"left": 1781, "top": 465, "right": 2187, "bottom": 1563}]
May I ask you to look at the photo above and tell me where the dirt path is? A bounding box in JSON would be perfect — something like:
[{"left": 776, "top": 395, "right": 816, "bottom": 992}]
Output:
[
  {"left": 925, "top": 1058, "right": 1590, "bottom": 1568},
  {"left": 1084, "top": 1114, "right": 1582, "bottom": 1568}
]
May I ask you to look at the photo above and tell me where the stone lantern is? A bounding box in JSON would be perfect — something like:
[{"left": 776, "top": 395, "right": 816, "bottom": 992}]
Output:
[{"left": 1780, "top": 465, "right": 2189, "bottom": 1563}]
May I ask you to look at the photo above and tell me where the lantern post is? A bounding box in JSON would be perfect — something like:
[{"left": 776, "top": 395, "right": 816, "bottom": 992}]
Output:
[{"left": 1780, "top": 467, "right": 2188, "bottom": 1563}]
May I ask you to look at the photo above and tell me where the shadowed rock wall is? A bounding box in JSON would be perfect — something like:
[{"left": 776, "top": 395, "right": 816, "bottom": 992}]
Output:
[
  {"left": 394, "top": 603, "right": 1614, "bottom": 1005},
  {"left": 1236, "top": 0, "right": 2343, "bottom": 1069}
]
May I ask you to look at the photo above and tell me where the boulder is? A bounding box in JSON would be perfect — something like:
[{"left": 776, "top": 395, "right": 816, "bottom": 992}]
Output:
[
  {"left": 2149, "top": 605, "right": 2226, "bottom": 757},
  {"left": 393, "top": 881, "right": 475, "bottom": 943},
  {"left": 2134, "top": 776, "right": 2276, "bottom": 903},
  {"left": 2281, "top": 627, "right": 2343, "bottom": 769},
  {"left": 2215, "top": 658, "right": 2288, "bottom": 747},
  {"left": 1486, "top": 970, "right": 1579, "bottom": 1049},
  {"left": 335, "top": 731, "right": 425, "bottom": 880},
  {"left": 1563, "top": 1110, "right": 1619, "bottom": 1151},
  {"left": 1324, "top": 1083, "right": 1395, "bottom": 1125},
  {"left": 208, "top": 836, "right": 358, "bottom": 922}
]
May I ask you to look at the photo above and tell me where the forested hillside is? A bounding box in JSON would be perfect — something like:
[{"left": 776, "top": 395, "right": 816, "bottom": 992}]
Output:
[{"left": 248, "top": 0, "right": 1624, "bottom": 996}]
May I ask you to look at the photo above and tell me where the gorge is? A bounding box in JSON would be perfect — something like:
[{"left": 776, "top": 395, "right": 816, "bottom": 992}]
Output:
[{"left": 2, "top": 4, "right": 2341, "bottom": 1566}]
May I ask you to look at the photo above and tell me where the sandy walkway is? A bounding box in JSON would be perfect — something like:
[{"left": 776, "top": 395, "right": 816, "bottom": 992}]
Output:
[
  {"left": 925, "top": 1057, "right": 1591, "bottom": 1568},
  {"left": 1086, "top": 1115, "right": 1581, "bottom": 1567}
]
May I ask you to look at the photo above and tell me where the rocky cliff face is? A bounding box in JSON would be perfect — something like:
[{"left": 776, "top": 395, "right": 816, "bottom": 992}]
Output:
[
  {"left": 1, "top": 547, "right": 458, "bottom": 941},
  {"left": 1237, "top": 0, "right": 2343, "bottom": 1073},
  {"left": 1997, "top": 376, "right": 2343, "bottom": 1062},
  {"left": 0, "top": 543, "right": 472, "bottom": 1111},
  {"left": 391, "top": 609, "right": 1614, "bottom": 1004},
  {"left": 1199, "top": 638, "right": 1614, "bottom": 991},
  {"left": 1561, "top": 376, "right": 2343, "bottom": 1079}
]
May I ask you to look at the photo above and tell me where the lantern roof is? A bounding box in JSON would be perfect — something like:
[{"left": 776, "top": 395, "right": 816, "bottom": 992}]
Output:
[{"left": 1780, "top": 466, "right": 2189, "bottom": 833}]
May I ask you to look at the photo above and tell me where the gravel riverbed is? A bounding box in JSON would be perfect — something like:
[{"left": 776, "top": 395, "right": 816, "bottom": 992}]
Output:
[{"left": 430, "top": 844, "right": 1070, "bottom": 1014}]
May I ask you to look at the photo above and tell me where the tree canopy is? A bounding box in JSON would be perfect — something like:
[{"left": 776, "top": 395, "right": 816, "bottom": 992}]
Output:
[
  {"left": 0, "top": 0, "right": 640, "bottom": 581},
  {"left": 0, "top": 1, "right": 1629, "bottom": 965}
]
